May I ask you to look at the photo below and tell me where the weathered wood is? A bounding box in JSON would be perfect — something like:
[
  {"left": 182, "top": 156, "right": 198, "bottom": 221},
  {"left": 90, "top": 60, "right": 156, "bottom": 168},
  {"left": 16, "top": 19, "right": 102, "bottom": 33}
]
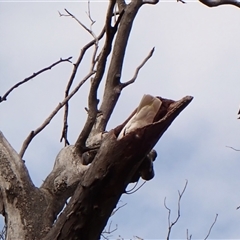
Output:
[
  {"left": 43, "top": 95, "right": 193, "bottom": 240},
  {"left": 0, "top": 132, "right": 50, "bottom": 239},
  {"left": 0, "top": 134, "right": 90, "bottom": 239},
  {"left": 0, "top": 0, "right": 196, "bottom": 238}
]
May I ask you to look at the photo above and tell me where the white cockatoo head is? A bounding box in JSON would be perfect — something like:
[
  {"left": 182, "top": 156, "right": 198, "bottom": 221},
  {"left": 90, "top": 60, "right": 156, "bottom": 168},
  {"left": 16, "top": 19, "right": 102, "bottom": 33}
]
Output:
[{"left": 118, "top": 94, "right": 162, "bottom": 139}]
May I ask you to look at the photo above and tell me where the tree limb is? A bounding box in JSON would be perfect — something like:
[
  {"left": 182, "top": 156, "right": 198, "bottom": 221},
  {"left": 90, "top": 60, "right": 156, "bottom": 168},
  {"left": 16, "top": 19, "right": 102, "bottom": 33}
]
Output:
[
  {"left": 142, "top": 0, "right": 159, "bottom": 4},
  {"left": 59, "top": 9, "right": 97, "bottom": 39},
  {"left": 0, "top": 132, "right": 51, "bottom": 239},
  {"left": 204, "top": 214, "right": 218, "bottom": 240},
  {"left": 43, "top": 95, "right": 193, "bottom": 240},
  {"left": 75, "top": 0, "right": 122, "bottom": 153},
  {"left": 86, "top": 0, "right": 96, "bottom": 25},
  {"left": 40, "top": 145, "right": 90, "bottom": 222},
  {"left": 95, "top": 0, "right": 143, "bottom": 134},
  {"left": 60, "top": 23, "right": 105, "bottom": 146},
  {"left": 164, "top": 180, "right": 188, "bottom": 240},
  {"left": 226, "top": 146, "right": 240, "bottom": 151},
  {"left": 198, "top": 0, "right": 240, "bottom": 7},
  {"left": 121, "top": 47, "right": 155, "bottom": 89},
  {"left": 19, "top": 70, "right": 95, "bottom": 158},
  {"left": 0, "top": 132, "right": 91, "bottom": 239},
  {"left": 0, "top": 57, "right": 72, "bottom": 103}
]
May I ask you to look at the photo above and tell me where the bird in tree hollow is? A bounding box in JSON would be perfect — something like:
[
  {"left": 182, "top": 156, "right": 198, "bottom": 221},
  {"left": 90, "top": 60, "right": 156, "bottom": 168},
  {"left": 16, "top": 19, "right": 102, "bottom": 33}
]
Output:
[{"left": 118, "top": 94, "right": 162, "bottom": 139}]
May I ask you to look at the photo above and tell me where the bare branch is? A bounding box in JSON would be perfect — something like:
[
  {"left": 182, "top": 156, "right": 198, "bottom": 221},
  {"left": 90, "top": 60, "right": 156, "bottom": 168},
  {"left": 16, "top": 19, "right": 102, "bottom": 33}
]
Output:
[
  {"left": 164, "top": 197, "right": 171, "bottom": 227},
  {"left": 86, "top": 0, "right": 96, "bottom": 25},
  {"left": 96, "top": 0, "right": 144, "bottom": 133},
  {"left": 75, "top": 0, "right": 122, "bottom": 153},
  {"left": 0, "top": 225, "right": 6, "bottom": 240},
  {"left": 59, "top": 9, "right": 97, "bottom": 39},
  {"left": 111, "top": 203, "right": 127, "bottom": 216},
  {"left": 101, "top": 221, "right": 118, "bottom": 239},
  {"left": 177, "top": 0, "right": 186, "bottom": 4},
  {"left": 204, "top": 214, "right": 218, "bottom": 240},
  {"left": 164, "top": 180, "right": 188, "bottom": 240},
  {"left": 60, "top": 119, "right": 70, "bottom": 146},
  {"left": 125, "top": 181, "right": 138, "bottom": 192},
  {"left": 198, "top": 0, "right": 240, "bottom": 7},
  {"left": 60, "top": 27, "right": 105, "bottom": 146},
  {"left": 0, "top": 57, "right": 72, "bottom": 103},
  {"left": 125, "top": 181, "right": 146, "bottom": 194},
  {"left": 19, "top": 70, "right": 95, "bottom": 158},
  {"left": 134, "top": 236, "right": 144, "bottom": 240},
  {"left": 226, "top": 145, "right": 240, "bottom": 151},
  {"left": 142, "top": 0, "right": 159, "bottom": 4},
  {"left": 43, "top": 95, "right": 193, "bottom": 240},
  {"left": 121, "top": 47, "right": 155, "bottom": 89},
  {"left": 186, "top": 229, "right": 192, "bottom": 240}
]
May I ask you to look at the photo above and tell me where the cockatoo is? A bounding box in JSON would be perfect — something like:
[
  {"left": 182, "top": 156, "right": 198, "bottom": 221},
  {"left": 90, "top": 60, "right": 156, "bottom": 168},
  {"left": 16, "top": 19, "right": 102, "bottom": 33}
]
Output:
[{"left": 118, "top": 94, "right": 162, "bottom": 139}]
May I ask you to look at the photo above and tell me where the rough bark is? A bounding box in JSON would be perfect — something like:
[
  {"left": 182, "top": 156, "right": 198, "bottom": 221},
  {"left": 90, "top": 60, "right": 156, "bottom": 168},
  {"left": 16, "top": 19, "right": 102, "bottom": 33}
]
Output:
[
  {"left": 0, "top": 0, "right": 213, "bottom": 239},
  {"left": 93, "top": 0, "right": 144, "bottom": 134},
  {"left": 0, "top": 132, "right": 49, "bottom": 239},
  {"left": 0, "top": 134, "right": 90, "bottom": 240},
  {"left": 43, "top": 95, "right": 193, "bottom": 240},
  {"left": 0, "top": 95, "right": 192, "bottom": 240}
]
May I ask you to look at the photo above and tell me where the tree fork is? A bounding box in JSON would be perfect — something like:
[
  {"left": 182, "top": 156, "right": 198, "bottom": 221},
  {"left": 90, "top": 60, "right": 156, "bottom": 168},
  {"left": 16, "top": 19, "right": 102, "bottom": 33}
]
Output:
[{"left": 43, "top": 95, "right": 193, "bottom": 240}]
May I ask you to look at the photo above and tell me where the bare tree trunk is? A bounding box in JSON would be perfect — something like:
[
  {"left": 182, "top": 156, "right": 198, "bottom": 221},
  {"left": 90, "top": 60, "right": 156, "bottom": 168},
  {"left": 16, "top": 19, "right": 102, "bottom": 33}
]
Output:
[
  {"left": 0, "top": 1, "right": 195, "bottom": 239},
  {"left": 43, "top": 96, "right": 192, "bottom": 240}
]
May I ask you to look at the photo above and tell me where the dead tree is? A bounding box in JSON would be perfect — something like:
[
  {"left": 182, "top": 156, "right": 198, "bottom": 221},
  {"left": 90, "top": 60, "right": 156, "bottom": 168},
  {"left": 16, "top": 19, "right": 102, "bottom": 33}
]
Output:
[{"left": 1, "top": 0, "right": 237, "bottom": 239}]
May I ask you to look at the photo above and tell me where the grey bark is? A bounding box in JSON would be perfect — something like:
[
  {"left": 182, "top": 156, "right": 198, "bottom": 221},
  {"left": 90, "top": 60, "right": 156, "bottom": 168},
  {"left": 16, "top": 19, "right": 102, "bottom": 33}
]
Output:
[
  {"left": 0, "top": 133, "right": 89, "bottom": 240},
  {"left": 6, "top": 0, "right": 234, "bottom": 239}
]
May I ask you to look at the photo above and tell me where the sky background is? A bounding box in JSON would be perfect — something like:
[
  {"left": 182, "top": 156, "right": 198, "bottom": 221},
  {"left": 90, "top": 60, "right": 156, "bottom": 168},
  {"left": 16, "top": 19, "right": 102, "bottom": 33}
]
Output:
[{"left": 1, "top": 0, "right": 240, "bottom": 239}]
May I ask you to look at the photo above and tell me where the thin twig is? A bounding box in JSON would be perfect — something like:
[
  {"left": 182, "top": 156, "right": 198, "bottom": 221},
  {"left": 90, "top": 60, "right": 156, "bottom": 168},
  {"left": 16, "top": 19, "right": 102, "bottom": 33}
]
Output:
[
  {"left": 177, "top": 0, "right": 186, "bottom": 3},
  {"left": 142, "top": 0, "right": 159, "bottom": 4},
  {"left": 0, "top": 57, "right": 72, "bottom": 103},
  {"left": 121, "top": 47, "right": 155, "bottom": 89},
  {"left": 125, "top": 181, "right": 146, "bottom": 194},
  {"left": 101, "top": 233, "right": 108, "bottom": 240},
  {"left": 165, "top": 180, "right": 188, "bottom": 240},
  {"left": 199, "top": 0, "right": 240, "bottom": 8},
  {"left": 101, "top": 222, "right": 118, "bottom": 239},
  {"left": 101, "top": 220, "right": 118, "bottom": 239},
  {"left": 19, "top": 70, "right": 95, "bottom": 158},
  {"left": 186, "top": 229, "right": 192, "bottom": 240},
  {"left": 60, "top": 27, "right": 105, "bottom": 146},
  {"left": 59, "top": 9, "right": 97, "bottom": 39},
  {"left": 0, "top": 224, "right": 6, "bottom": 240},
  {"left": 226, "top": 146, "right": 240, "bottom": 151},
  {"left": 111, "top": 203, "right": 127, "bottom": 216},
  {"left": 204, "top": 214, "right": 218, "bottom": 240},
  {"left": 134, "top": 236, "right": 144, "bottom": 240},
  {"left": 101, "top": 202, "right": 126, "bottom": 239},
  {"left": 86, "top": 0, "right": 96, "bottom": 25},
  {"left": 75, "top": 0, "right": 120, "bottom": 153},
  {"left": 125, "top": 181, "right": 138, "bottom": 193},
  {"left": 60, "top": 121, "right": 70, "bottom": 146}
]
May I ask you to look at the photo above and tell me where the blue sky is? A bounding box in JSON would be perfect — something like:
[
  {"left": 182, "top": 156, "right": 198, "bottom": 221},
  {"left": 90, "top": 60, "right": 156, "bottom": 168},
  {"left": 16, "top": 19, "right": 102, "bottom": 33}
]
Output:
[{"left": 1, "top": 1, "right": 240, "bottom": 239}]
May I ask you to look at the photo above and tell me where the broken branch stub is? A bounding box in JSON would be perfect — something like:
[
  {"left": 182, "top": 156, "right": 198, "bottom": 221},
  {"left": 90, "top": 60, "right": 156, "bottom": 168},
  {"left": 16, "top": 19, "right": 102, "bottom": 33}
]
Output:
[
  {"left": 115, "top": 94, "right": 193, "bottom": 181},
  {"left": 116, "top": 94, "right": 193, "bottom": 143},
  {"left": 44, "top": 94, "right": 192, "bottom": 240}
]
